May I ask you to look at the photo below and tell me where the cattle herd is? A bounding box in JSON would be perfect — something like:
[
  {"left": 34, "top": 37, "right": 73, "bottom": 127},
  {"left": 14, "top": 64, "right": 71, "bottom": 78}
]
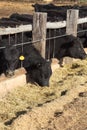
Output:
[{"left": 0, "top": 3, "right": 87, "bottom": 86}]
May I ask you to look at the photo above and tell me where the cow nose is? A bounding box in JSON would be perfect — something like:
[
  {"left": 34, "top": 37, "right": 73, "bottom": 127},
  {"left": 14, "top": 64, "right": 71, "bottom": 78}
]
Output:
[
  {"left": 83, "top": 54, "right": 87, "bottom": 59},
  {"left": 80, "top": 53, "right": 87, "bottom": 60},
  {"left": 5, "top": 70, "right": 14, "bottom": 77},
  {"left": 41, "top": 81, "right": 49, "bottom": 87}
]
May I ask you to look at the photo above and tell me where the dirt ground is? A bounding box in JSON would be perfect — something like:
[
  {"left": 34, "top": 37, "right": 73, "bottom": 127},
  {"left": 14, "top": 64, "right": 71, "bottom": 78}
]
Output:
[
  {"left": 0, "top": 1, "right": 87, "bottom": 130},
  {"left": 0, "top": 1, "right": 34, "bottom": 18},
  {"left": 10, "top": 90, "right": 87, "bottom": 130}
]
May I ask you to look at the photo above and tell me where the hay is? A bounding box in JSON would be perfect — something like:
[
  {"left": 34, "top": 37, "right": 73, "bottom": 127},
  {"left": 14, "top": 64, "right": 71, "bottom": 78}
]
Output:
[{"left": 0, "top": 59, "right": 87, "bottom": 130}]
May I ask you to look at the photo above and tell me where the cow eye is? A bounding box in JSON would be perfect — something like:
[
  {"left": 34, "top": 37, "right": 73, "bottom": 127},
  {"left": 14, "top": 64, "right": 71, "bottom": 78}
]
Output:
[{"left": 37, "top": 63, "right": 41, "bottom": 68}]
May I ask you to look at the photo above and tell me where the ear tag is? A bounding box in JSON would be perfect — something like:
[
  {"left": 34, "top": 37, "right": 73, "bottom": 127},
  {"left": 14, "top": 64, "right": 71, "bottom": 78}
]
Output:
[{"left": 19, "top": 55, "right": 25, "bottom": 61}]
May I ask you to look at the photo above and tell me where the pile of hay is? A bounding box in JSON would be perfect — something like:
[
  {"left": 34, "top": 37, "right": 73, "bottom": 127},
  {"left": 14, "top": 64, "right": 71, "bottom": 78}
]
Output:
[{"left": 0, "top": 59, "right": 87, "bottom": 130}]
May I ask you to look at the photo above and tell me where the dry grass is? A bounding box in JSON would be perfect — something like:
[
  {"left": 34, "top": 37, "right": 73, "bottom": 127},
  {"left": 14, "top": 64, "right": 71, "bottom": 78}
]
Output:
[{"left": 0, "top": 59, "right": 87, "bottom": 130}]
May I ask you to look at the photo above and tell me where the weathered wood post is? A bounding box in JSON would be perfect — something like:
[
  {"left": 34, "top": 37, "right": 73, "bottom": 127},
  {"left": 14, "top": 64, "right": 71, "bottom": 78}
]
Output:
[
  {"left": 32, "top": 12, "right": 47, "bottom": 58},
  {"left": 66, "top": 9, "right": 79, "bottom": 36},
  {"left": 63, "top": 9, "right": 79, "bottom": 64}
]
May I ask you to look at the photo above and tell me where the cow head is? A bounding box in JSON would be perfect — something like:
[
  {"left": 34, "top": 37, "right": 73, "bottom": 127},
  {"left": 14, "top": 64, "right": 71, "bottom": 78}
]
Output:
[
  {"left": 69, "top": 36, "right": 87, "bottom": 59},
  {"left": 26, "top": 61, "right": 52, "bottom": 87},
  {"left": 3, "top": 45, "right": 19, "bottom": 77}
]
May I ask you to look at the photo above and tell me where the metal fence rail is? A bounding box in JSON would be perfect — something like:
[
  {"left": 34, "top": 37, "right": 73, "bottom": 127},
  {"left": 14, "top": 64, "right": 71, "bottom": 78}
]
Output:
[{"left": 0, "top": 17, "right": 87, "bottom": 35}]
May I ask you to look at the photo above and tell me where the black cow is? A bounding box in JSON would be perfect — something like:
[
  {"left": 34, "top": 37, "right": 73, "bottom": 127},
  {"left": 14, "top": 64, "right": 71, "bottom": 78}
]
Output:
[
  {"left": 46, "top": 35, "right": 87, "bottom": 61},
  {"left": 33, "top": 3, "right": 87, "bottom": 19},
  {"left": 32, "top": 3, "right": 55, "bottom": 12},
  {"left": 2, "top": 44, "right": 52, "bottom": 87},
  {"left": 0, "top": 13, "right": 33, "bottom": 27}
]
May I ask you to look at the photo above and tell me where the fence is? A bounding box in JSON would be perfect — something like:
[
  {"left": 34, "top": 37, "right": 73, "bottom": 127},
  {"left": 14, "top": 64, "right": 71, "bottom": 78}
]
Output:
[{"left": 0, "top": 9, "right": 87, "bottom": 59}]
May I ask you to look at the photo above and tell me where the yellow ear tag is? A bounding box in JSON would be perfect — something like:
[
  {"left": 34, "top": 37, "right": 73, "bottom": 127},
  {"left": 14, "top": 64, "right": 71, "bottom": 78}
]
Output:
[{"left": 19, "top": 55, "right": 25, "bottom": 61}]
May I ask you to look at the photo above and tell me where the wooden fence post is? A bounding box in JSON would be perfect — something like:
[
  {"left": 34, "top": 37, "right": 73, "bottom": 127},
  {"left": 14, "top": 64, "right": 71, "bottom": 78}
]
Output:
[
  {"left": 63, "top": 9, "right": 79, "bottom": 64},
  {"left": 32, "top": 12, "right": 47, "bottom": 58},
  {"left": 66, "top": 9, "right": 79, "bottom": 36}
]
